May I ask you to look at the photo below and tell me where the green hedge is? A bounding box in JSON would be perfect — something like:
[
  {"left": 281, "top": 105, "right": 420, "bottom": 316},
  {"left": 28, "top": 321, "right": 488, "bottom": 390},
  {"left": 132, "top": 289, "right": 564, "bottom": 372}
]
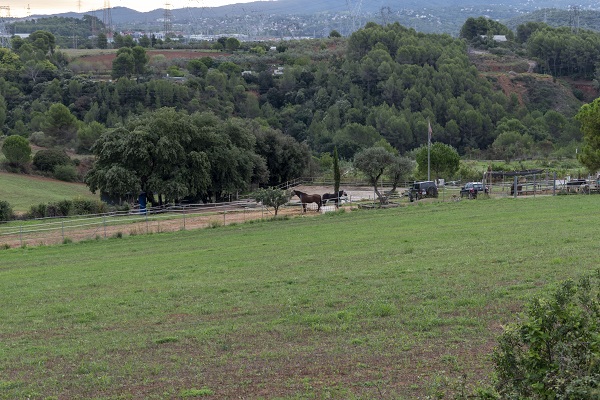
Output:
[{"left": 26, "top": 199, "right": 108, "bottom": 219}]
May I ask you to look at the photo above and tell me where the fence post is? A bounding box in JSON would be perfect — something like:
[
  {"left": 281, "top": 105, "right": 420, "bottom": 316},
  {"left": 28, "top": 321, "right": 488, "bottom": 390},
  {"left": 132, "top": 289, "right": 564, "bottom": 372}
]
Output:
[
  {"left": 145, "top": 212, "right": 149, "bottom": 234},
  {"left": 103, "top": 215, "right": 107, "bottom": 238},
  {"left": 553, "top": 172, "right": 556, "bottom": 196},
  {"left": 61, "top": 220, "right": 64, "bottom": 241},
  {"left": 223, "top": 211, "right": 226, "bottom": 226},
  {"left": 19, "top": 224, "right": 23, "bottom": 247},
  {"left": 513, "top": 176, "right": 518, "bottom": 199},
  {"left": 182, "top": 205, "right": 186, "bottom": 230}
]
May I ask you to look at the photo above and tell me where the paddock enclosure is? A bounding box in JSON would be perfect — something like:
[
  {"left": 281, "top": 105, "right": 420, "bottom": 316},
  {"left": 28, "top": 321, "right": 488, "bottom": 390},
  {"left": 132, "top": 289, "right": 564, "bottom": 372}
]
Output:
[{"left": 2, "top": 175, "right": 596, "bottom": 249}]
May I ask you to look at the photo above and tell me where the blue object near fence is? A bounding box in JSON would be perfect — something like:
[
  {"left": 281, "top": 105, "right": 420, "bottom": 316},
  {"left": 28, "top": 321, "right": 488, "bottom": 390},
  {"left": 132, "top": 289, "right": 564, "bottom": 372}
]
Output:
[{"left": 139, "top": 192, "right": 147, "bottom": 215}]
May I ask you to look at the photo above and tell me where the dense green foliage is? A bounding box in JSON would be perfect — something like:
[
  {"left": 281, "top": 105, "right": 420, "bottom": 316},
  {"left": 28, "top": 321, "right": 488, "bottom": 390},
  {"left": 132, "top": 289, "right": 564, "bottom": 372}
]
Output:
[
  {"left": 0, "top": 24, "right": 593, "bottom": 159},
  {"left": 492, "top": 271, "right": 600, "bottom": 399},
  {"left": 527, "top": 26, "right": 600, "bottom": 79},
  {"left": 84, "top": 108, "right": 307, "bottom": 203},
  {"left": 576, "top": 98, "right": 600, "bottom": 173},
  {"left": 1, "top": 135, "right": 31, "bottom": 167}
]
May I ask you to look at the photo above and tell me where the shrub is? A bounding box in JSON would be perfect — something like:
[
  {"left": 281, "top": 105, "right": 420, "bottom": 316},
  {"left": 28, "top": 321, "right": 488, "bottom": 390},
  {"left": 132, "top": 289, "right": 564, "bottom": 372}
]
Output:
[
  {"left": 0, "top": 200, "right": 14, "bottom": 222},
  {"left": 72, "top": 198, "right": 107, "bottom": 215},
  {"left": 33, "top": 148, "right": 71, "bottom": 172},
  {"left": 29, "top": 131, "right": 54, "bottom": 147},
  {"left": 53, "top": 164, "right": 78, "bottom": 182},
  {"left": 27, "top": 203, "right": 47, "bottom": 219},
  {"left": 25, "top": 199, "right": 108, "bottom": 218},
  {"left": 491, "top": 270, "right": 600, "bottom": 399}
]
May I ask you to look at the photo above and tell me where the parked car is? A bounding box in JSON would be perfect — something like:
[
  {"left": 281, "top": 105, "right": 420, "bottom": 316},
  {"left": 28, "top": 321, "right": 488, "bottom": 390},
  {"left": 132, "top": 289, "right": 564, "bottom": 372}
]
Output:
[
  {"left": 408, "top": 181, "right": 438, "bottom": 202},
  {"left": 565, "top": 179, "right": 588, "bottom": 193},
  {"left": 460, "top": 182, "right": 489, "bottom": 198}
]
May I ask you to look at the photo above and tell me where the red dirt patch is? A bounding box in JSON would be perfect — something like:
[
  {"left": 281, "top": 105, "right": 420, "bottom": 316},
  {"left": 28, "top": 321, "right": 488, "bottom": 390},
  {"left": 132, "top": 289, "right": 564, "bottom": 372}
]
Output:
[{"left": 71, "top": 50, "right": 230, "bottom": 71}]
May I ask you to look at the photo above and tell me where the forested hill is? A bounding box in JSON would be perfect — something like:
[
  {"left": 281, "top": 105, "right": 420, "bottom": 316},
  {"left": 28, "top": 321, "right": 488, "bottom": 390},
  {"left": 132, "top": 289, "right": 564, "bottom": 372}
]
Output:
[{"left": 0, "top": 21, "right": 592, "bottom": 181}]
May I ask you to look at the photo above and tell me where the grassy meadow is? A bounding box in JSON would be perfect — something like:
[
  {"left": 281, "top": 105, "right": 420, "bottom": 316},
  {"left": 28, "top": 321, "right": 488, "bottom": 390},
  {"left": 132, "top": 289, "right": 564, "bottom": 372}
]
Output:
[
  {"left": 0, "top": 172, "right": 100, "bottom": 213},
  {"left": 0, "top": 195, "right": 598, "bottom": 399}
]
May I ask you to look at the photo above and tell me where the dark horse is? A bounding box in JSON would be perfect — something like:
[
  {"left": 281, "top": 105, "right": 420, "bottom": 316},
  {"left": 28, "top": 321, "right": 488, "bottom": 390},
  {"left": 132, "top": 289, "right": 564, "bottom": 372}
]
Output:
[
  {"left": 291, "top": 190, "right": 322, "bottom": 212},
  {"left": 322, "top": 190, "right": 348, "bottom": 207}
]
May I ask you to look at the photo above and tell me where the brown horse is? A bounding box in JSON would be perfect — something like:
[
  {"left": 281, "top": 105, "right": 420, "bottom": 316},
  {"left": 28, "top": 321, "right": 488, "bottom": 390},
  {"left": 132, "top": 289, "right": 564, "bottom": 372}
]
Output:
[{"left": 291, "top": 190, "right": 322, "bottom": 212}]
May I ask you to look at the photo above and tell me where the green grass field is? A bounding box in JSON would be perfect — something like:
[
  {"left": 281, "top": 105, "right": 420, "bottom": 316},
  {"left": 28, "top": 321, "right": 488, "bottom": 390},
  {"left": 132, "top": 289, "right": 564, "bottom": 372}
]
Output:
[
  {"left": 0, "top": 195, "right": 597, "bottom": 399},
  {"left": 0, "top": 172, "right": 100, "bottom": 213}
]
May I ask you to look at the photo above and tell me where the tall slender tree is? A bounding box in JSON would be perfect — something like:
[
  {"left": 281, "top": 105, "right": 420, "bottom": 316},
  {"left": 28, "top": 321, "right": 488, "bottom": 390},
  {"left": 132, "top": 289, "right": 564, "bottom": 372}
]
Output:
[{"left": 333, "top": 146, "right": 340, "bottom": 195}]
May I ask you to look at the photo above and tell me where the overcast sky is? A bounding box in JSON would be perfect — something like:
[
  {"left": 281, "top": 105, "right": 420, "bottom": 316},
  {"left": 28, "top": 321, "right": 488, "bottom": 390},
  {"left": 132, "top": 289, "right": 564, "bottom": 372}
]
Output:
[{"left": 4, "top": 0, "right": 258, "bottom": 18}]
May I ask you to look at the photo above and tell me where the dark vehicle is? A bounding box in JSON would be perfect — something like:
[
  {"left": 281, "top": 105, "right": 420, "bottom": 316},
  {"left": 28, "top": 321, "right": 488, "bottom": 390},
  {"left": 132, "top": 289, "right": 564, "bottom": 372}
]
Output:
[
  {"left": 565, "top": 179, "right": 588, "bottom": 193},
  {"left": 460, "top": 182, "right": 489, "bottom": 199},
  {"left": 408, "top": 181, "right": 438, "bottom": 202}
]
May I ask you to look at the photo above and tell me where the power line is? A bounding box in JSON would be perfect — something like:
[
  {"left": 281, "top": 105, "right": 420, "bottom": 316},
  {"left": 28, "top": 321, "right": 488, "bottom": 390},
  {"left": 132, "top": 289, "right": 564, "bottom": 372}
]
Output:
[{"left": 0, "top": 6, "right": 10, "bottom": 49}]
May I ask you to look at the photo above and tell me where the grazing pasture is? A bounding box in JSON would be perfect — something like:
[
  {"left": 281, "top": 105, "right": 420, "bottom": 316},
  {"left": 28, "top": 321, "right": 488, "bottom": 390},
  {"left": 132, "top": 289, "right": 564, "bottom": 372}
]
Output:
[
  {"left": 0, "top": 196, "right": 597, "bottom": 399},
  {"left": 0, "top": 172, "right": 100, "bottom": 213}
]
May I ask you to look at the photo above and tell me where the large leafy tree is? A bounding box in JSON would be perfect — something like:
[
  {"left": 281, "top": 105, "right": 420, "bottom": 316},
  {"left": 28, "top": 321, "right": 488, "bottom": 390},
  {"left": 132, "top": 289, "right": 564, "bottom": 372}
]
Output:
[
  {"left": 43, "top": 103, "right": 79, "bottom": 146},
  {"left": 85, "top": 108, "right": 211, "bottom": 203},
  {"left": 252, "top": 123, "right": 310, "bottom": 186},
  {"left": 415, "top": 142, "right": 460, "bottom": 180},
  {"left": 27, "top": 30, "right": 56, "bottom": 55},
  {"left": 85, "top": 108, "right": 269, "bottom": 204},
  {"left": 111, "top": 45, "right": 147, "bottom": 79},
  {"left": 576, "top": 98, "right": 600, "bottom": 173},
  {"left": 111, "top": 48, "right": 135, "bottom": 79}
]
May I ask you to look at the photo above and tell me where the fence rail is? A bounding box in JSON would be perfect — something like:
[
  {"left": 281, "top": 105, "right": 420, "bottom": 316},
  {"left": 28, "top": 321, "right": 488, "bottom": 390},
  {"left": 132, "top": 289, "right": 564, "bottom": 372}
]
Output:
[{"left": 0, "top": 200, "right": 268, "bottom": 248}]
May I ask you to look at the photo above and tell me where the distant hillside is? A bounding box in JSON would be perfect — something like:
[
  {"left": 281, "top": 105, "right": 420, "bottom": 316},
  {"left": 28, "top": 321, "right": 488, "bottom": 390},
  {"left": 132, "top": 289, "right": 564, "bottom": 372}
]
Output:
[
  {"left": 505, "top": 8, "right": 600, "bottom": 32},
  {"left": 15, "top": 0, "right": 600, "bottom": 37}
]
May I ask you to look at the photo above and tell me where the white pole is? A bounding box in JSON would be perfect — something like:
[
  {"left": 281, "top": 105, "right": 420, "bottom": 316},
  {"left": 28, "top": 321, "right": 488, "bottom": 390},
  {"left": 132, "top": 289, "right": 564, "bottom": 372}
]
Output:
[{"left": 427, "top": 120, "right": 431, "bottom": 181}]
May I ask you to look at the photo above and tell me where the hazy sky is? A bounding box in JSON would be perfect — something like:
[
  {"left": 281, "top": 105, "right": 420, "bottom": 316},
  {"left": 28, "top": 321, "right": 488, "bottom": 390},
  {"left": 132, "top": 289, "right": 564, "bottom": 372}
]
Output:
[{"left": 5, "top": 0, "right": 258, "bottom": 18}]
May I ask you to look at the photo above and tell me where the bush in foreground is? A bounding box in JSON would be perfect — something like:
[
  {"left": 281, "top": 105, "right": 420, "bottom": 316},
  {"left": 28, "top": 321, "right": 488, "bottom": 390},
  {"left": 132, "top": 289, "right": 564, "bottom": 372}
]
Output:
[{"left": 491, "top": 270, "right": 600, "bottom": 399}]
